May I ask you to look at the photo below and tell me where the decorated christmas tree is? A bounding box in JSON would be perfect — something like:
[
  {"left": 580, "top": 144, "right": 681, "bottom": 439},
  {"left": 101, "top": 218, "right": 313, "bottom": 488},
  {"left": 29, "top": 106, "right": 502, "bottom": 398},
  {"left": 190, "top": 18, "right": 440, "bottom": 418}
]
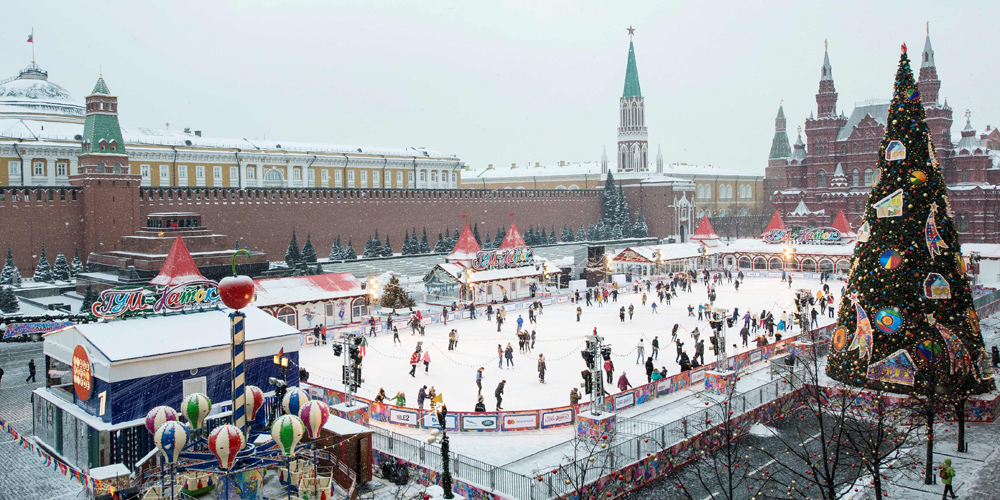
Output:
[
  {"left": 33, "top": 245, "right": 53, "bottom": 283},
  {"left": 825, "top": 45, "right": 995, "bottom": 396},
  {"left": 380, "top": 275, "right": 415, "bottom": 309}
]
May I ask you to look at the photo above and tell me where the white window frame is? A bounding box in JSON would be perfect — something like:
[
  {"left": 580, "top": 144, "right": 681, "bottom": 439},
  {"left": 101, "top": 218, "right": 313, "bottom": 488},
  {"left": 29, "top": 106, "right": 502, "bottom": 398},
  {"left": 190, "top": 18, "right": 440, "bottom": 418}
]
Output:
[
  {"left": 213, "top": 166, "right": 223, "bottom": 187},
  {"left": 408, "top": 171, "right": 414, "bottom": 186},
  {"left": 33, "top": 160, "right": 45, "bottom": 177},
  {"left": 360, "top": 170, "right": 368, "bottom": 187},
  {"left": 140, "top": 164, "right": 151, "bottom": 185},
  {"left": 335, "top": 170, "right": 343, "bottom": 187},
  {"left": 247, "top": 166, "right": 257, "bottom": 180},
  {"left": 451, "top": 172, "right": 457, "bottom": 186},
  {"left": 182, "top": 377, "right": 207, "bottom": 399},
  {"left": 419, "top": 171, "right": 426, "bottom": 183},
  {"left": 430, "top": 171, "right": 437, "bottom": 184},
  {"left": 195, "top": 165, "right": 205, "bottom": 186},
  {"left": 372, "top": 170, "right": 380, "bottom": 187},
  {"left": 308, "top": 169, "right": 315, "bottom": 185},
  {"left": 56, "top": 162, "right": 68, "bottom": 177},
  {"left": 396, "top": 171, "right": 403, "bottom": 188},
  {"left": 8, "top": 161, "right": 22, "bottom": 184},
  {"left": 292, "top": 167, "right": 301, "bottom": 181},
  {"left": 230, "top": 166, "right": 239, "bottom": 186},
  {"left": 347, "top": 170, "right": 355, "bottom": 188},
  {"left": 321, "top": 170, "right": 329, "bottom": 187},
  {"left": 178, "top": 165, "right": 188, "bottom": 180}
]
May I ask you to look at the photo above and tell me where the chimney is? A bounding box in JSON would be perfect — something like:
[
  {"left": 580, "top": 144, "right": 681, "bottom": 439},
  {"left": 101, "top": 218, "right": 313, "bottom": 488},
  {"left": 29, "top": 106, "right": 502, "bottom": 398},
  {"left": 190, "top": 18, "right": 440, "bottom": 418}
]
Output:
[
  {"left": 559, "top": 161, "right": 565, "bottom": 167},
  {"left": 534, "top": 162, "right": 540, "bottom": 168},
  {"left": 194, "top": 130, "right": 202, "bottom": 137},
  {"left": 511, "top": 162, "right": 516, "bottom": 169},
  {"left": 183, "top": 127, "right": 191, "bottom": 134},
  {"left": 487, "top": 164, "right": 493, "bottom": 169}
]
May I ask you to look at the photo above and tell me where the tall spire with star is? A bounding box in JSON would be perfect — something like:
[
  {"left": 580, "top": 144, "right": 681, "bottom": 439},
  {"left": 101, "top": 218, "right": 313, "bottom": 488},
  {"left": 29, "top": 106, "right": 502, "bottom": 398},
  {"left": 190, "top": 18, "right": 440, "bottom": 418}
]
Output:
[
  {"left": 919, "top": 22, "right": 953, "bottom": 150},
  {"left": 617, "top": 26, "right": 648, "bottom": 172}
]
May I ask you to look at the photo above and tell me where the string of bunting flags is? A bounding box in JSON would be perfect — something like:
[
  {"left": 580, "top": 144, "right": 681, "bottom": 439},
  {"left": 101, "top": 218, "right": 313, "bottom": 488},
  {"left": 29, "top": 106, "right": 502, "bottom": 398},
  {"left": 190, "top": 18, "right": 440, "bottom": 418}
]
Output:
[{"left": 0, "top": 417, "right": 106, "bottom": 492}]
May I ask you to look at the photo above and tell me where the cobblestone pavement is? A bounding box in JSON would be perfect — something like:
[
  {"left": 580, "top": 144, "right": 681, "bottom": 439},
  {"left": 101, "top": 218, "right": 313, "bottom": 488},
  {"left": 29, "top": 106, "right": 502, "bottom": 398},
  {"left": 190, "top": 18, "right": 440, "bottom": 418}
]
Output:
[{"left": 0, "top": 341, "right": 85, "bottom": 500}]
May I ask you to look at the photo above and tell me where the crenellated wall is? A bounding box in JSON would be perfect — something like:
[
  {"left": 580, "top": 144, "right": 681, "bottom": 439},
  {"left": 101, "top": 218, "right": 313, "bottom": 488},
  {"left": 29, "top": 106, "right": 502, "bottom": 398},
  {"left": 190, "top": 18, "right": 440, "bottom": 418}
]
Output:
[{"left": 0, "top": 187, "right": 85, "bottom": 275}]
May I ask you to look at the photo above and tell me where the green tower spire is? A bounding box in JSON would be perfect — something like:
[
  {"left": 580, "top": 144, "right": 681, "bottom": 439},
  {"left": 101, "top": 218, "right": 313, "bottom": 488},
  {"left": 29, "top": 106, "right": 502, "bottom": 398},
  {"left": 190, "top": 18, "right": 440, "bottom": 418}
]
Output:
[
  {"left": 80, "top": 75, "right": 126, "bottom": 157},
  {"left": 622, "top": 39, "right": 641, "bottom": 98},
  {"left": 769, "top": 102, "right": 791, "bottom": 159}
]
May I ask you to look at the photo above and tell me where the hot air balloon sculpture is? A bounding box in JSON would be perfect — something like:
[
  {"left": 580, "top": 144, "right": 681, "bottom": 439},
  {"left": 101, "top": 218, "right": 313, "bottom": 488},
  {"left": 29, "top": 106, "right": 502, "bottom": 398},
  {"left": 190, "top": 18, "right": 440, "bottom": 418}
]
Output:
[
  {"left": 282, "top": 387, "right": 310, "bottom": 416},
  {"left": 245, "top": 385, "right": 265, "bottom": 422},
  {"left": 270, "top": 414, "right": 305, "bottom": 456},
  {"left": 181, "top": 393, "right": 212, "bottom": 431},
  {"left": 154, "top": 420, "right": 189, "bottom": 500},
  {"left": 145, "top": 406, "right": 177, "bottom": 435},
  {"left": 298, "top": 400, "right": 330, "bottom": 440},
  {"left": 208, "top": 424, "right": 246, "bottom": 470}
]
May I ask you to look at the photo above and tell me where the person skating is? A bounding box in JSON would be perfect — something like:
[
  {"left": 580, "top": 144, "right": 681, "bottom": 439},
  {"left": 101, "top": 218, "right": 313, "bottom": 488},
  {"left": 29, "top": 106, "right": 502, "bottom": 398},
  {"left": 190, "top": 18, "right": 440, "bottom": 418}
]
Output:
[
  {"left": 939, "top": 458, "right": 956, "bottom": 499},
  {"left": 740, "top": 324, "right": 750, "bottom": 347},
  {"left": 651, "top": 302, "right": 658, "bottom": 314},
  {"left": 495, "top": 380, "right": 506, "bottom": 410},
  {"left": 530, "top": 330, "right": 536, "bottom": 350},
  {"left": 617, "top": 371, "right": 632, "bottom": 392},
  {"left": 635, "top": 339, "right": 645, "bottom": 363},
  {"left": 375, "top": 388, "right": 387, "bottom": 403},
  {"left": 585, "top": 290, "right": 592, "bottom": 306},
  {"left": 569, "top": 388, "right": 581, "bottom": 406},
  {"left": 810, "top": 307, "right": 819, "bottom": 328},
  {"left": 496, "top": 311, "right": 504, "bottom": 333},
  {"left": 679, "top": 352, "right": 692, "bottom": 372},
  {"left": 393, "top": 326, "right": 400, "bottom": 344},
  {"left": 576, "top": 305, "right": 582, "bottom": 322},
  {"left": 368, "top": 316, "right": 377, "bottom": 337},
  {"left": 486, "top": 304, "right": 494, "bottom": 321},
  {"left": 787, "top": 276, "right": 793, "bottom": 289},
  {"left": 644, "top": 357, "right": 654, "bottom": 383},
  {"left": 392, "top": 391, "right": 406, "bottom": 406},
  {"left": 504, "top": 343, "right": 514, "bottom": 368},
  {"left": 651, "top": 336, "right": 659, "bottom": 360},
  {"left": 497, "top": 344, "right": 504, "bottom": 368},
  {"left": 476, "top": 367, "right": 484, "bottom": 395},
  {"left": 442, "top": 306, "right": 449, "bottom": 325},
  {"left": 604, "top": 357, "right": 614, "bottom": 385},
  {"left": 409, "top": 351, "right": 420, "bottom": 377},
  {"left": 619, "top": 306, "right": 626, "bottom": 322},
  {"left": 422, "top": 350, "right": 431, "bottom": 373},
  {"left": 516, "top": 314, "right": 524, "bottom": 334},
  {"left": 695, "top": 339, "right": 705, "bottom": 366},
  {"left": 417, "top": 385, "right": 428, "bottom": 409},
  {"left": 537, "top": 354, "right": 547, "bottom": 383},
  {"left": 671, "top": 324, "right": 680, "bottom": 343},
  {"left": 474, "top": 396, "right": 486, "bottom": 412},
  {"left": 675, "top": 340, "right": 685, "bottom": 363}
]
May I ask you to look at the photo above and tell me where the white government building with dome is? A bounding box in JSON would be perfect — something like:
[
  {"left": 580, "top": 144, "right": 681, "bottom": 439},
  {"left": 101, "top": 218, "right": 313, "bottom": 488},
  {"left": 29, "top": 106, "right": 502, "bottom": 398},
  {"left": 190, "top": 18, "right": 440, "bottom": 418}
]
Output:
[{"left": 0, "top": 62, "right": 463, "bottom": 189}]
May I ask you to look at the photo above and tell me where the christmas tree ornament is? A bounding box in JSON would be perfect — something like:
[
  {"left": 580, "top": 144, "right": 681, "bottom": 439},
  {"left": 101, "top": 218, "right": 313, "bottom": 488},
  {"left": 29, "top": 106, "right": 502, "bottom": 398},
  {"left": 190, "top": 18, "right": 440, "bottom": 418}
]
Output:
[
  {"left": 924, "top": 204, "right": 947, "bottom": 260},
  {"left": 857, "top": 222, "right": 871, "bottom": 243},
  {"left": 936, "top": 323, "right": 971, "bottom": 375},
  {"left": 915, "top": 340, "right": 942, "bottom": 366},
  {"left": 879, "top": 250, "right": 903, "bottom": 270},
  {"left": 874, "top": 189, "right": 904, "bottom": 218},
  {"left": 847, "top": 293, "right": 873, "bottom": 360},
  {"left": 874, "top": 308, "right": 903, "bottom": 334},
  {"left": 872, "top": 168, "right": 883, "bottom": 187},
  {"left": 885, "top": 141, "right": 907, "bottom": 161},
  {"left": 866, "top": 349, "right": 916, "bottom": 386},
  {"left": 832, "top": 326, "right": 848, "bottom": 350},
  {"left": 922, "top": 273, "right": 950, "bottom": 299}
]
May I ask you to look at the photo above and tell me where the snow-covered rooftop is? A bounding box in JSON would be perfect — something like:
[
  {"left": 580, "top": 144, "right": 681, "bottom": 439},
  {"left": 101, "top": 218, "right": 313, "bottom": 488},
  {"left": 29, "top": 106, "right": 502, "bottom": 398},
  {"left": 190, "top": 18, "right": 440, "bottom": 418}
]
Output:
[
  {"left": 469, "top": 161, "right": 757, "bottom": 181},
  {"left": 253, "top": 273, "right": 365, "bottom": 307}
]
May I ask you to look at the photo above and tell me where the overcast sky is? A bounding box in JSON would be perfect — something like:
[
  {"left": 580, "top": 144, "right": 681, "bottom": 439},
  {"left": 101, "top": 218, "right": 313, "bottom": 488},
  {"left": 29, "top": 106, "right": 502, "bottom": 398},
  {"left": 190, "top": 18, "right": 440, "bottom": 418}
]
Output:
[{"left": 6, "top": 1, "right": 999, "bottom": 175}]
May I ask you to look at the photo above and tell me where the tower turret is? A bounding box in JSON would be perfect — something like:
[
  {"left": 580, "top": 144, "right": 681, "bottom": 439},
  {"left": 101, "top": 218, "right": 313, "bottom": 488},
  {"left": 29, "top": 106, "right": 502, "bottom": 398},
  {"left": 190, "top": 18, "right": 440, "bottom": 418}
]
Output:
[
  {"left": 617, "top": 26, "right": 648, "bottom": 173},
  {"left": 805, "top": 41, "right": 847, "bottom": 160},
  {"left": 918, "top": 23, "right": 953, "bottom": 150},
  {"left": 769, "top": 102, "right": 791, "bottom": 160}
]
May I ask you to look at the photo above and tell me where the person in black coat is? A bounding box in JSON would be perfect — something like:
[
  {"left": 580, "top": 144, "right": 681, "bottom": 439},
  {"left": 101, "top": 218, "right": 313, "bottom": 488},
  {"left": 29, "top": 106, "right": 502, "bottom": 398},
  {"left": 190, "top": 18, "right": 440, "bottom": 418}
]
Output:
[
  {"left": 494, "top": 380, "right": 506, "bottom": 410},
  {"left": 992, "top": 345, "right": 1000, "bottom": 369},
  {"left": 644, "top": 357, "right": 654, "bottom": 383},
  {"left": 25, "top": 359, "right": 36, "bottom": 383},
  {"left": 679, "top": 352, "right": 691, "bottom": 372},
  {"left": 474, "top": 396, "right": 486, "bottom": 412}
]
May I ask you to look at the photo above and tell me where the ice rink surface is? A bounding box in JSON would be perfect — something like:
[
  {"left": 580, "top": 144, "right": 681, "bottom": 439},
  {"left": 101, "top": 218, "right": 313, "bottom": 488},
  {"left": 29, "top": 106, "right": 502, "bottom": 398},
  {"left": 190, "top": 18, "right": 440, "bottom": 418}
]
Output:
[{"left": 301, "top": 276, "right": 841, "bottom": 412}]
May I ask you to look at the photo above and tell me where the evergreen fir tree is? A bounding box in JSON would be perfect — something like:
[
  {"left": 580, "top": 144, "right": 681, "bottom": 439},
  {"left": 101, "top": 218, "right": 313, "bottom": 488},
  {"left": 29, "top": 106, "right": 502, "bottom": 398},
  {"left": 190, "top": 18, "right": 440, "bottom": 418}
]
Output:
[
  {"left": 0, "top": 248, "right": 18, "bottom": 286},
  {"left": 343, "top": 239, "right": 357, "bottom": 260},
  {"left": 402, "top": 230, "right": 412, "bottom": 255},
  {"left": 825, "top": 46, "right": 995, "bottom": 396},
  {"left": 561, "top": 224, "right": 572, "bottom": 242},
  {"left": 632, "top": 213, "right": 649, "bottom": 238},
  {"left": 617, "top": 184, "right": 632, "bottom": 238},
  {"left": 577, "top": 224, "right": 587, "bottom": 242},
  {"left": 494, "top": 227, "right": 506, "bottom": 246},
  {"left": 0, "top": 286, "right": 19, "bottom": 313},
  {"left": 329, "top": 236, "right": 343, "bottom": 261},
  {"left": 473, "top": 223, "right": 482, "bottom": 246},
  {"left": 524, "top": 226, "right": 534, "bottom": 246},
  {"left": 549, "top": 226, "right": 558, "bottom": 244},
  {"left": 602, "top": 171, "right": 617, "bottom": 222},
  {"left": 380, "top": 275, "right": 416, "bottom": 309},
  {"left": 587, "top": 223, "right": 597, "bottom": 241},
  {"left": 301, "top": 234, "right": 318, "bottom": 263},
  {"left": 420, "top": 228, "right": 431, "bottom": 254},
  {"left": 70, "top": 247, "right": 83, "bottom": 277},
  {"left": 595, "top": 219, "right": 608, "bottom": 240},
  {"left": 33, "top": 245, "right": 53, "bottom": 283},
  {"left": 285, "top": 231, "right": 301, "bottom": 268},
  {"left": 383, "top": 235, "right": 393, "bottom": 257},
  {"left": 52, "top": 252, "right": 71, "bottom": 281},
  {"left": 79, "top": 284, "right": 96, "bottom": 313},
  {"left": 611, "top": 220, "right": 624, "bottom": 240},
  {"left": 433, "top": 232, "right": 448, "bottom": 253},
  {"left": 483, "top": 233, "right": 493, "bottom": 249}
]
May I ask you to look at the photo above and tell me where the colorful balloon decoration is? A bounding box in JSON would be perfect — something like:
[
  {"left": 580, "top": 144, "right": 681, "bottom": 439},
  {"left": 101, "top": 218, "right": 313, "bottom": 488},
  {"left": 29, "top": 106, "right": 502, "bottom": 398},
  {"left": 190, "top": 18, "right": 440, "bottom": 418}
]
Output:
[
  {"left": 154, "top": 421, "right": 189, "bottom": 463},
  {"left": 282, "top": 388, "right": 310, "bottom": 416},
  {"left": 145, "top": 405, "right": 178, "bottom": 435},
  {"left": 874, "top": 308, "right": 903, "bottom": 334},
  {"left": 181, "top": 393, "right": 212, "bottom": 430},
  {"left": 271, "top": 414, "right": 305, "bottom": 456},
  {"left": 208, "top": 424, "right": 246, "bottom": 470},
  {"left": 299, "top": 400, "right": 330, "bottom": 439},
  {"left": 245, "top": 385, "right": 265, "bottom": 421}
]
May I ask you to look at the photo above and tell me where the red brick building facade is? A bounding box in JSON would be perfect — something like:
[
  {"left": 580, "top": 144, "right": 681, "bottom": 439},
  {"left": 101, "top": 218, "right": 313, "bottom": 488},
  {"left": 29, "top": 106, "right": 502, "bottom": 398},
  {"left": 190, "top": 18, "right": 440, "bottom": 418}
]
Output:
[{"left": 765, "top": 34, "right": 1000, "bottom": 242}]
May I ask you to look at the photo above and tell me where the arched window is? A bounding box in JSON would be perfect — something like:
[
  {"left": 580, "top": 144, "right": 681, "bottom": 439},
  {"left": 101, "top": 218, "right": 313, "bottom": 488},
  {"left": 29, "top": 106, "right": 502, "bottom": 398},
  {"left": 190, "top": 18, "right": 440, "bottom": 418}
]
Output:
[
  {"left": 738, "top": 256, "right": 752, "bottom": 269},
  {"left": 704, "top": 209, "right": 711, "bottom": 217},
  {"left": 110, "top": 141, "right": 118, "bottom": 152},
  {"left": 852, "top": 169, "right": 859, "bottom": 187},
  {"left": 718, "top": 209, "right": 726, "bottom": 217},
  {"left": 863, "top": 168, "right": 874, "bottom": 185},
  {"left": 739, "top": 208, "right": 748, "bottom": 216},
  {"left": 697, "top": 209, "right": 704, "bottom": 218},
  {"left": 957, "top": 214, "right": 969, "bottom": 232},
  {"left": 99, "top": 140, "right": 107, "bottom": 151},
  {"left": 276, "top": 307, "right": 296, "bottom": 327},
  {"left": 801, "top": 258, "right": 816, "bottom": 272},
  {"left": 819, "top": 259, "right": 834, "bottom": 273},
  {"left": 697, "top": 185, "right": 705, "bottom": 199},
  {"left": 752, "top": 257, "right": 767, "bottom": 270},
  {"left": 705, "top": 185, "right": 712, "bottom": 199},
  {"left": 768, "top": 257, "right": 784, "bottom": 270},
  {"left": 817, "top": 170, "right": 827, "bottom": 188}
]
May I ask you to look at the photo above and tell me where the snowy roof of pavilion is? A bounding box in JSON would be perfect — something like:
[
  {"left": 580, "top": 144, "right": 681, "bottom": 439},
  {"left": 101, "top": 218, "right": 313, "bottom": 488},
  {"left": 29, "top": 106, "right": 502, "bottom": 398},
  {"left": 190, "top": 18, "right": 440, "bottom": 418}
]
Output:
[
  {"left": 689, "top": 215, "right": 720, "bottom": 244},
  {"left": 499, "top": 223, "right": 527, "bottom": 250},
  {"left": 960, "top": 243, "right": 1000, "bottom": 260},
  {"left": 429, "top": 260, "right": 558, "bottom": 284},
  {"left": 717, "top": 239, "right": 857, "bottom": 257},
  {"left": 252, "top": 273, "right": 365, "bottom": 307},
  {"left": 830, "top": 209, "right": 857, "bottom": 238},
  {"left": 790, "top": 200, "right": 825, "bottom": 216},
  {"left": 612, "top": 242, "right": 707, "bottom": 264},
  {"left": 446, "top": 224, "right": 482, "bottom": 262}
]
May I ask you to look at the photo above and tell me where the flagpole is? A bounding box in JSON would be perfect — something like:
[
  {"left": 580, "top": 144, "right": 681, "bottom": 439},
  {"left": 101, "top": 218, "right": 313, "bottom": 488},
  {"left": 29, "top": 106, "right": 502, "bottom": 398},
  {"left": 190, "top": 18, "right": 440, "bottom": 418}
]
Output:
[{"left": 31, "top": 28, "right": 35, "bottom": 64}]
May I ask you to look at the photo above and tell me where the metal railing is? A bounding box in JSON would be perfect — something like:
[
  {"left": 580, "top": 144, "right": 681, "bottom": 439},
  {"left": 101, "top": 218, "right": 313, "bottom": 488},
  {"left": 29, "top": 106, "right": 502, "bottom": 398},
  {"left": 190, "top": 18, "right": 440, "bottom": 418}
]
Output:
[{"left": 372, "top": 367, "right": 806, "bottom": 500}]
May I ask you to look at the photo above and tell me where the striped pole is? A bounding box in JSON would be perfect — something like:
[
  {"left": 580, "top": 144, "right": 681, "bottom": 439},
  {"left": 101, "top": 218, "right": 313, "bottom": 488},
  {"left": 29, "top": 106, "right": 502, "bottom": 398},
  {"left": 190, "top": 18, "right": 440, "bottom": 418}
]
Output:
[{"left": 231, "top": 311, "right": 247, "bottom": 439}]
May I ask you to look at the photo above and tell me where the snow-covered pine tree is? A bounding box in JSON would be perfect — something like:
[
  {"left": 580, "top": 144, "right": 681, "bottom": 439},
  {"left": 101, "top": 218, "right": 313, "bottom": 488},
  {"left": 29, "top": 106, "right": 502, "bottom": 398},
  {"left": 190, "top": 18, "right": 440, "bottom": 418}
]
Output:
[
  {"left": 0, "top": 248, "right": 18, "bottom": 286},
  {"left": 633, "top": 213, "right": 649, "bottom": 238},
  {"left": 587, "top": 223, "right": 597, "bottom": 241},
  {"left": 483, "top": 233, "right": 493, "bottom": 249},
  {"left": 0, "top": 286, "right": 20, "bottom": 313},
  {"left": 343, "top": 239, "right": 358, "bottom": 260},
  {"left": 383, "top": 235, "right": 393, "bottom": 257},
  {"left": 595, "top": 219, "right": 608, "bottom": 241},
  {"left": 285, "top": 231, "right": 301, "bottom": 267},
  {"left": 402, "top": 230, "right": 412, "bottom": 255},
  {"left": 549, "top": 226, "right": 558, "bottom": 244},
  {"left": 524, "top": 226, "right": 534, "bottom": 246},
  {"left": 473, "top": 223, "right": 482, "bottom": 246},
  {"left": 617, "top": 184, "right": 632, "bottom": 238},
  {"left": 602, "top": 172, "right": 617, "bottom": 222},
  {"left": 494, "top": 227, "right": 506, "bottom": 246},
  {"left": 301, "top": 234, "right": 318, "bottom": 263},
  {"left": 329, "top": 236, "right": 343, "bottom": 261},
  {"left": 561, "top": 224, "right": 572, "bottom": 242},
  {"left": 79, "top": 284, "right": 96, "bottom": 313},
  {"left": 33, "top": 245, "right": 53, "bottom": 283},
  {"left": 452, "top": 227, "right": 460, "bottom": 251},
  {"left": 70, "top": 247, "right": 83, "bottom": 277},
  {"left": 380, "top": 275, "right": 416, "bottom": 309},
  {"left": 611, "top": 220, "right": 624, "bottom": 240},
  {"left": 420, "top": 228, "right": 431, "bottom": 254},
  {"left": 53, "top": 252, "right": 71, "bottom": 281},
  {"left": 433, "top": 232, "right": 449, "bottom": 253},
  {"left": 577, "top": 224, "right": 587, "bottom": 242}
]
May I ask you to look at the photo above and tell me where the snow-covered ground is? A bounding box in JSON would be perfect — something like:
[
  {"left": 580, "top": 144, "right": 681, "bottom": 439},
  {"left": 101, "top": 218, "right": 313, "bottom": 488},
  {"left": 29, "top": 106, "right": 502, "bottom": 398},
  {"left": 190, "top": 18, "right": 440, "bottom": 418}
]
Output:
[{"left": 301, "top": 276, "right": 841, "bottom": 413}]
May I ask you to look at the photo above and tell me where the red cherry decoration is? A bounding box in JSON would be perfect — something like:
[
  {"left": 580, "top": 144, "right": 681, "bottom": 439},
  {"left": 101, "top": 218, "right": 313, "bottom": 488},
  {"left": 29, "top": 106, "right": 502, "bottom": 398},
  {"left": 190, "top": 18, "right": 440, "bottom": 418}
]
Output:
[{"left": 219, "top": 250, "right": 255, "bottom": 310}]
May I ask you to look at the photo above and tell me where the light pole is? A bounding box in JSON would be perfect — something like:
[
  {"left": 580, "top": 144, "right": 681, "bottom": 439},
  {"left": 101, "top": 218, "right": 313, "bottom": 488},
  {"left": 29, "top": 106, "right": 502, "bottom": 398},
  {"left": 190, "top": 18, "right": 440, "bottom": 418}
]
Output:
[
  {"left": 605, "top": 255, "right": 613, "bottom": 285},
  {"left": 268, "top": 352, "right": 289, "bottom": 426}
]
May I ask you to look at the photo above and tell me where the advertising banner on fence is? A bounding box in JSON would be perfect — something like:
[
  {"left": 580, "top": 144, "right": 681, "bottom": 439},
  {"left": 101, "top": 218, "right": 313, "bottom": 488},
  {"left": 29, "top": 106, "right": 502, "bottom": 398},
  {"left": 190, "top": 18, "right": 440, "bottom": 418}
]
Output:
[
  {"left": 749, "top": 350, "right": 763, "bottom": 364},
  {"left": 690, "top": 368, "right": 706, "bottom": 384},
  {"left": 614, "top": 392, "right": 635, "bottom": 411},
  {"left": 540, "top": 408, "right": 574, "bottom": 429},
  {"left": 388, "top": 408, "right": 419, "bottom": 427},
  {"left": 501, "top": 411, "right": 538, "bottom": 431},
  {"left": 3, "top": 321, "right": 73, "bottom": 339},
  {"left": 461, "top": 414, "right": 499, "bottom": 432},
  {"left": 421, "top": 412, "right": 458, "bottom": 431},
  {"left": 657, "top": 379, "right": 671, "bottom": 396}
]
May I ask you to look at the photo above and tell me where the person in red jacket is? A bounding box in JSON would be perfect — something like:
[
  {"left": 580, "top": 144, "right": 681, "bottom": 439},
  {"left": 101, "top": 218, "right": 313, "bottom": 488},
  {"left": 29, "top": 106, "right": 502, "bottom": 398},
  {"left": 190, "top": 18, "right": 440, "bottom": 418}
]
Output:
[
  {"left": 409, "top": 350, "right": 420, "bottom": 377},
  {"left": 617, "top": 372, "right": 632, "bottom": 392}
]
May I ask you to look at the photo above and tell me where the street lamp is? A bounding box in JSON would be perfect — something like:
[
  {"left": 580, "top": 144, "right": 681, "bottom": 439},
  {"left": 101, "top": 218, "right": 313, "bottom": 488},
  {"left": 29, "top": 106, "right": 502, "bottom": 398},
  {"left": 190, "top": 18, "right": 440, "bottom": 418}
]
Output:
[
  {"left": 268, "top": 351, "right": 290, "bottom": 426},
  {"left": 367, "top": 277, "right": 378, "bottom": 306},
  {"left": 428, "top": 402, "right": 455, "bottom": 499},
  {"left": 605, "top": 255, "right": 613, "bottom": 284}
]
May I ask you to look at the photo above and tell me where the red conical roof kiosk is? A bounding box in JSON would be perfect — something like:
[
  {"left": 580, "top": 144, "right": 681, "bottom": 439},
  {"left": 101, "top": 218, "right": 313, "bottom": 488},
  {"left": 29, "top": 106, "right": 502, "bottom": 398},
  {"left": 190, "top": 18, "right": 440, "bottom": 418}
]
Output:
[
  {"left": 830, "top": 209, "right": 856, "bottom": 239},
  {"left": 689, "top": 215, "right": 720, "bottom": 242},
  {"left": 498, "top": 223, "right": 527, "bottom": 250},
  {"left": 446, "top": 224, "right": 482, "bottom": 263},
  {"left": 149, "top": 236, "right": 209, "bottom": 286}
]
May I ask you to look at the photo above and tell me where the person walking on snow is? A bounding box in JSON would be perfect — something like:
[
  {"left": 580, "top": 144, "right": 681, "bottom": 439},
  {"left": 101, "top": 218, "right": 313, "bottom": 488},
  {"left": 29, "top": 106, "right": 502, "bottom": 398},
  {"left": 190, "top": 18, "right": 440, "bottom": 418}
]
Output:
[
  {"left": 619, "top": 306, "right": 626, "bottom": 322},
  {"left": 636, "top": 339, "right": 645, "bottom": 363},
  {"left": 476, "top": 367, "right": 484, "bottom": 395},
  {"left": 576, "top": 305, "right": 582, "bottom": 322},
  {"left": 26, "top": 359, "right": 37, "bottom": 383},
  {"left": 495, "top": 380, "right": 506, "bottom": 410},
  {"left": 409, "top": 351, "right": 420, "bottom": 377},
  {"left": 628, "top": 304, "right": 634, "bottom": 320},
  {"left": 617, "top": 372, "right": 632, "bottom": 392},
  {"left": 939, "top": 458, "right": 956, "bottom": 499},
  {"left": 393, "top": 326, "right": 400, "bottom": 344},
  {"left": 537, "top": 354, "right": 546, "bottom": 383}
]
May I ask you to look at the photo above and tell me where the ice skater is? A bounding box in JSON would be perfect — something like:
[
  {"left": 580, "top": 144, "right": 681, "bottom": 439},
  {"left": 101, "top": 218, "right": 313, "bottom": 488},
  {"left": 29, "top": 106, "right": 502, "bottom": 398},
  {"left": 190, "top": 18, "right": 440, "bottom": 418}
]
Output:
[
  {"left": 635, "top": 339, "right": 645, "bottom": 363},
  {"left": 495, "top": 380, "right": 505, "bottom": 410},
  {"left": 537, "top": 354, "right": 546, "bottom": 384},
  {"left": 476, "top": 367, "right": 484, "bottom": 395}
]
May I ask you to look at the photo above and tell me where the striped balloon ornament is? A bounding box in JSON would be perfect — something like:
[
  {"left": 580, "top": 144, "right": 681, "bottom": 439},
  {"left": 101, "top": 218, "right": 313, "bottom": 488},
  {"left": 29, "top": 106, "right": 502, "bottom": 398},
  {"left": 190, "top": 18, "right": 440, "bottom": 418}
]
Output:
[
  {"left": 145, "top": 406, "right": 178, "bottom": 435},
  {"left": 270, "top": 414, "right": 305, "bottom": 456},
  {"left": 299, "top": 400, "right": 330, "bottom": 439},
  {"left": 181, "top": 393, "right": 212, "bottom": 430},
  {"left": 154, "top": 421, "right": 189, "bottom": 464},
  {"left": 282, "top": 388, "right": 310, "bottom": 416},
  {"left": 208, "top": 424, "right": 246, "bottom": 470},
  {"left": 245, "top": 385, "right": 265, "bottom": 421}
]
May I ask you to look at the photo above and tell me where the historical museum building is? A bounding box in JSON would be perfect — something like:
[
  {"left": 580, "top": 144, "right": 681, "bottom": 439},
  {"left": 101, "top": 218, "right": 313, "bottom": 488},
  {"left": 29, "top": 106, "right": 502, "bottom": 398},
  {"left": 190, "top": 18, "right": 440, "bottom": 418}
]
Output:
[{"left": 765, "top": 31, "right": 1000, "bottom": 243}]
